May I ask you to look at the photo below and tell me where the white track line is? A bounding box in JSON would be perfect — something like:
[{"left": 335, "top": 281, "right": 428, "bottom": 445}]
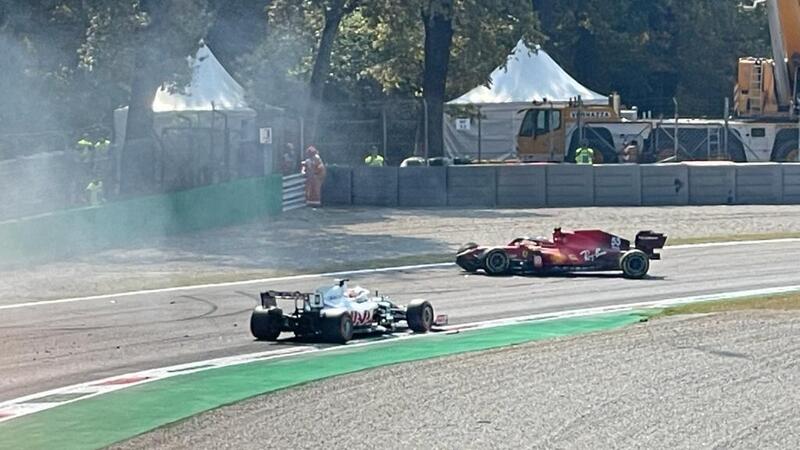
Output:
[
  {"left": 3, "top": 282, "right": 800, "bottom": 424},
  {"left": 0, "top": 263, "right": 453, "bottom": 311},
  {"left": 4, "top": 238, "right": 800, "bottom": 311}
]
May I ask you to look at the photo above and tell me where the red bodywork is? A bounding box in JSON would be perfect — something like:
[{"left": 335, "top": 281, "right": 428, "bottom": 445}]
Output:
[{"left": 456, "top": 228, "right": 666, "bottom": 277}]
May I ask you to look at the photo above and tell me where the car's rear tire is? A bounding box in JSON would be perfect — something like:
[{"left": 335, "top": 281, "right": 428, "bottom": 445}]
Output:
[
  {"left": 406, "top": 299, "right": 434, "bottom": 333},
  {"left": 483, "top": 248, "right": 510, "bottom": 275},
  {"left": 250, "top": 306, "right": 282, "bottom": 341},
  {"left": 620, "top": 250, "right": 650, "bottom": 279},
  {"left": 322, "top": 311, "right": 354, "bottom": 344}
]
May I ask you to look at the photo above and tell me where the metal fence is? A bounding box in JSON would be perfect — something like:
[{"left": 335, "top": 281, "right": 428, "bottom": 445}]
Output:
[
  {"left": 314, "top": 100, "right": 425, "bottom": 166},
  {"left": 282, "top": 172, "right": 306, "bottom": 212}
]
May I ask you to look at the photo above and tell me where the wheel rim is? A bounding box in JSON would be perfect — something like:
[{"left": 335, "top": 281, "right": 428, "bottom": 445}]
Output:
[
  {"left": 487, "top": 252, "right": 507, "bottom": 272},
  {"left": 628, "top": 257, "right": 644, "bottom": 273},
  {"left": 341, "top": 318, "right": 353, "bottom": 338},
  {"left": 423, "top": 306, "right": 433, "bottom": 327}
]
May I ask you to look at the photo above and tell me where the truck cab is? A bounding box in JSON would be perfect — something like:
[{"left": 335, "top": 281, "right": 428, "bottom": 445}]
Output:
[{"left": 516, "top": 101, "right": 646, "bottom": 163}]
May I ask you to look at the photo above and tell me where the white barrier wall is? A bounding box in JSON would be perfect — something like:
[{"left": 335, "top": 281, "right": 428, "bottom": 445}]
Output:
[
  {"left": 545, "top": 165, "right": 594, "bottom": 207},
  {"left": 447, "top": 166, "right": 496, "bottom": 207},
  {"left": 783, "top": 164, "right": 800, "bottom": 204},
  {"left": 687, "top": 163, "right": 736, "bottom": 205},
  {"left": 399, "top": 166, "right": 447, "bottom": 207},
  {"left": 351, "top": 166, "right": 398, "bottom": 206},
  {"left": 495, "top": 165, "right": 547, "bottom": 207},
  {"left": 735, "top": 163, "right": 783, "bottom": 204},
  {"left": 640, "top": 164, "right": 689, "bottom": 206},
  {"left": 593, "top": 165, "right": 642, "bottom": 206}
]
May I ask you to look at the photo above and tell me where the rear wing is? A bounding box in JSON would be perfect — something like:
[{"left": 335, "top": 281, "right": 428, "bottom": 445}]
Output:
[
  {"left": 260, "top": 290, "right": 324, "bottom": 309},
  {"left": 634, "top": 231, "right": 667, "bottom": 259}
]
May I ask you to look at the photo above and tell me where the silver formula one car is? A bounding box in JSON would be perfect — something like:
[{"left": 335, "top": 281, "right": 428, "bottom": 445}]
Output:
[{"left": 250, "top": 279, "right": 447, "bottom": 344}]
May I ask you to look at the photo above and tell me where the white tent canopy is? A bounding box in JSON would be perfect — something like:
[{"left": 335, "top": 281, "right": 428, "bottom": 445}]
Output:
[
  {"left": 444, "top": 40, "right": 608, "bottom": 160},
  {"left": 114, "top": 43, "right": 258, "bottom": 144},
  {"left": 449, "top": 40, "right": 607, "bottom": 105},
  {"left": 152, "top": 43, "right": 254, "bottom": 113}
]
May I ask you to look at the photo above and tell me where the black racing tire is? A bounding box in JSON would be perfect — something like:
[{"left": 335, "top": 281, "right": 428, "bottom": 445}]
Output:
[
  {"left": 321, "top": 311, "right": 354, "bottom": 344},
  {"left": 483, "top": 248, "right": 511, "bottom": 275},
  {"left": 406, "top": 299, "right": 434, "bottom": 333},
  {"left": 457, "top": 242, "right": 479, "bottom": 254},
  {"left": 250, "top": 306, "right": 282, "bottom": 341},
  {"left": 620, "top": 250, "right": 650, "bottom": 279},
  {"left": 772, "top": 140, "right": 800, "bottom": 162}
]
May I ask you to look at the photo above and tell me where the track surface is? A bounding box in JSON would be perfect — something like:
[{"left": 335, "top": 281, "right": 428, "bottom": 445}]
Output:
[
  {"left": 114, "top": 311, "right": 800, "bottom": 450},
  {"left": 2, "top": 241, "right": 800, "bottom": 402}
]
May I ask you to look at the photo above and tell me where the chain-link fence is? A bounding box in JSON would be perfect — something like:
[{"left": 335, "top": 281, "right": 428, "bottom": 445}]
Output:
[{"left": 314, "top": 100, "right": 424, "bottom": 166}]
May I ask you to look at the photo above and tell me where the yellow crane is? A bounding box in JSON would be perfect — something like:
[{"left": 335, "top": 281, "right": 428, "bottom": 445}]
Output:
[{"left": 736, "top": 0, "right": 800, "bottom": 117}]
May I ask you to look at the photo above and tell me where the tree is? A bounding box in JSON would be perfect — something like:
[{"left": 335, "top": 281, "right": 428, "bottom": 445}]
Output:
[
  {"left": 206, "top": 0, "right": 270, "bottom": 70},
  {"left": 77, "top": 0, "right": 212, "bottom": 192},
  {"left": 530, "top": 0, "right": 768, "bottom": 117},
  {"left": 360, "top": 0, "right": 539, "bottom": 157},
  {"left": 421, "top": 0, "right": 454, "bottom": 158},
  {"left": 306, "top": 0, "right": 361, "bottom": 141}
]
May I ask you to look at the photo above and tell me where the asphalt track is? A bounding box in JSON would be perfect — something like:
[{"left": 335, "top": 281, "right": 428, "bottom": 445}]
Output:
[{"left": 2, "top": 240, "right": 800, "bottom": 403}]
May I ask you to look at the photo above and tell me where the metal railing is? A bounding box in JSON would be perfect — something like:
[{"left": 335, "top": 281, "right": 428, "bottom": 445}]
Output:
[{"left": 282, "top": 173, "right": 306, "bottom": 212}]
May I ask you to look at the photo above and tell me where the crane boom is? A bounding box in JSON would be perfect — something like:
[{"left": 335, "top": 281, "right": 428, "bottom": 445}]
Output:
[
  {"left": 736, "top": 0, "right": 800, "bottom": 117},
  {"left": 768, "top": 0, "right": 800, "bottom": 108},
  {"left": 767, "top": 0, "right": 792, "bottom": 106}
]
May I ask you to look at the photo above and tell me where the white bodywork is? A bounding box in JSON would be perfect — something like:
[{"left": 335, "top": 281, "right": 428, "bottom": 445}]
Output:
[{"left": 318, "top": 282, "right": 379, "bottom": 313}]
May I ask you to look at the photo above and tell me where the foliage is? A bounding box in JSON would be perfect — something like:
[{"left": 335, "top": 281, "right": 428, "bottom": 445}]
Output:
[
  {"left": 0, "top": 0, "right": 779, "bottom": 141},
  {"left": 0, "top": 0, "right": 210, "bottom": 138},
  {"left": 533, "top": 0, "right": 769, "bottom": 116}
]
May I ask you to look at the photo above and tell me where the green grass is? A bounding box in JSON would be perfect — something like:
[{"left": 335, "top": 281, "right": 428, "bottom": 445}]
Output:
[{"left": 654, "top": 293, "right": 800, "bottom": 318}]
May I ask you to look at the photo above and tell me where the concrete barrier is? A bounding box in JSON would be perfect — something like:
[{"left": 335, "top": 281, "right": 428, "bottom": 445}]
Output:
[
  {"left": 322, "top": 166, "right": 353, "bottom": 205},
  {"left": 641, "top": 164, "right": 689, "bottom": 205},
  {"left": 593, "top": 165, "right": 642, "bottom": 206},
  {"left": 735, "top": 163, "right": 783, "bottom": 204},
  {"left": 495, "top": 165, "right": 547, "bottom": 207},
  {"left": 783, "top": 163, "right": 800, "bottom": 203},
  {"left": 0, "top": 152, "right": 72, "bottom": 220},
  {"left": 351, "top": 167, "right": 399, "bottom": 206},
  {"left": 447, "top": 165, "right": 496, "bottom": 207},
  {"left": 398, "top": 167, "right": 447, "bottom": 207},
  {"left": 687, "top": 163, "right": 736, "bottom": 205},
  {"left": 545, "top": 164, "right": 594, "bottom": 206},
  {"left": 0, "top": 175, "right": 283, "bottom": 265},
  {"left": 317, "top": 162, "right": 800, "bottom": 209}
]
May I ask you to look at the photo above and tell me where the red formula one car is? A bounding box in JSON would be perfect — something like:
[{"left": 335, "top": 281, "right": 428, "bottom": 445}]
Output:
[{"left": 456, "top": 228, "right": 666, "bottom": 279}]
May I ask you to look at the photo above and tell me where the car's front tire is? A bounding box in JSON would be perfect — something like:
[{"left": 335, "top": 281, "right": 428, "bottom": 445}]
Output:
[
  {"left": 406, "top": 299, "right": 434, "bottom": 333},
  {"left": 620, "top": 250, "right": 650, "bottom": 279},
  {"left": 483, "top": 248, "right": 511, "bottom": 275}
]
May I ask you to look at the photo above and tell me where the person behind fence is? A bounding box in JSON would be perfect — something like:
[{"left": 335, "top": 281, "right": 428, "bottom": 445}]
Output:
[
  {"left": 364, "top": 145, "right": 385, "bottom": 167},
  {"left": 302, "top": 145, "right": 326, "bottom": 207},
  {"left": 622, "top": 140, "right": 639, "bottom": 163},
  {"left": 282, "top": 143, "right": 296, "bottom": 175},
  {"left": 85, "top": 178, "right": 105, "bottom": 206},
  {"left": 575, "top": 140, "right": 595, "bottom": 165}
]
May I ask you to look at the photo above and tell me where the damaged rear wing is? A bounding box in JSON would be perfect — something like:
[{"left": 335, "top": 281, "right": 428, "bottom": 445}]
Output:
[
  {"left": 260, "top": 290, "right": 324, "bottom": 309},
  {"left": 634, "top": 231, "right": 667, "bottom": 259}
]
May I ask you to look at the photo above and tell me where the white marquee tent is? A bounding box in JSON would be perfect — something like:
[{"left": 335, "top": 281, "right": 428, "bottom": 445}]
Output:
[
  {"left": 444, "top": 40, "right": 608, "bottom": 160},
  {"left": 114, "top": 43, "right": 259, "bottom": 144}
]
